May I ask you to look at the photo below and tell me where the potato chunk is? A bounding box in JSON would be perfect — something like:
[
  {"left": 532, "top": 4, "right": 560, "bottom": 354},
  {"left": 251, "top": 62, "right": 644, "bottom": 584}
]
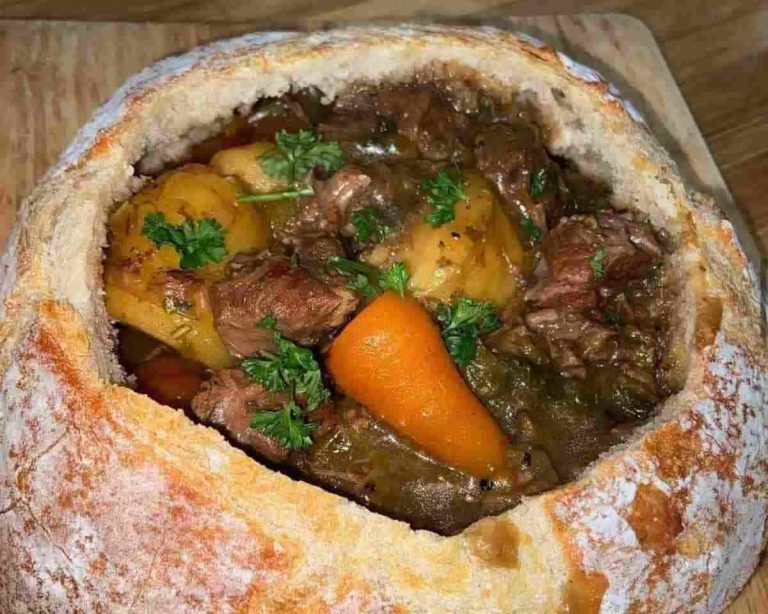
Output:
[
  {"left": 210, "top": 142, "right": 287, "bottom": 194},
  {"left": 105, "top": 164, "right": 270, "bottom": 368},
  {"left": 366, "top": 171, "right": 524, "bottom": 307}
]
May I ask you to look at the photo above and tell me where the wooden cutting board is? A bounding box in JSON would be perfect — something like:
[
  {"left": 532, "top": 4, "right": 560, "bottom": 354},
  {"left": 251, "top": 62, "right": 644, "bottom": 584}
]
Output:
[{"left": 0, "top": 16, "right": 764, "bottom": 612}]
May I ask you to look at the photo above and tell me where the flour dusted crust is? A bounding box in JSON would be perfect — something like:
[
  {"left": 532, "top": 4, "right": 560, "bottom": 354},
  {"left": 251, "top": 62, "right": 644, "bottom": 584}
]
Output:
[{"left": 0, "top": 26, "right": 765, "bottom": 613}]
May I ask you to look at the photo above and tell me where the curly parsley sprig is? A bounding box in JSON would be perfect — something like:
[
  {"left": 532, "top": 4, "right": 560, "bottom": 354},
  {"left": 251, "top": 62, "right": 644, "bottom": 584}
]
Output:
[
  {"left": 241, "top": 317, "right": 332, "bottom": 452},
  {"left": 590, "top": 248, "right": 607, "bottom": 281},
  {"left": 238, "top": 130, "right": 344, "bottom": 203},
  {"left": 437, "top": 298, "right": 501, "bottom": 367},
  {"left": 142, "top": 212, "right": 227, "bottom": 270},
  {"left": 249, "top": 401, "right": 317, "bottom": 451},
  {"left": 261, "top": 129, "right": 344, "bottom": 184},
  {"left": 241, "top": 318, "right": 330, "bottom": 411},
  {"left": 327, "top": 256, "right": 411, "bottom": 297},
  {"left": 420, "top": 169, "right": 466, "bottom": 228},
  {"left": 351, "top": 206, "right": 394, "bottom": 243}
]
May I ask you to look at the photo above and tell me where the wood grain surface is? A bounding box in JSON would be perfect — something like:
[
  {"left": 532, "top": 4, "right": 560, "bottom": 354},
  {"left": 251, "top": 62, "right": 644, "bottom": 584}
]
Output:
[{"left": 0, "top": 12, "right": 765, "bottom": 613}]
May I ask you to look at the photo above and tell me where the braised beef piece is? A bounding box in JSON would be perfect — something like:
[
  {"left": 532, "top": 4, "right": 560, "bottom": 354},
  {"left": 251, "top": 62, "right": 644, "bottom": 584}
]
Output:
[
  {"left": 210, "top": 254, "right": 359, "bottom": 358},
  {"left": 524, "top": 308, "right": 619, "bottom": 379},
  {"left": 294, "top": 161, "right": 427, "bottom": 238},
  {"left": 322, "top": 86, "right": 474, "bottom": 164},
  {"left": 292, "top": 234, "right": 347, "bottom": 267},
  {"left": 190, "top": 368, "right": 291, "bottom": 462},
  {"left": 311, "top": 166, "right": 372, "bottom": 231},
  {"left": 474, "top": 123, "right": 565, "bottom": 229},
  {"left": 526, "top": 213, "right": 662, "bottom": 311}
]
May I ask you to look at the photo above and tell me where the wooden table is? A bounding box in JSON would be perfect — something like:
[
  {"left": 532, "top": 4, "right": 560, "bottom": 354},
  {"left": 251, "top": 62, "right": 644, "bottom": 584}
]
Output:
[{"left": 0, "top": 5, "right": 765, "bottom": 613}]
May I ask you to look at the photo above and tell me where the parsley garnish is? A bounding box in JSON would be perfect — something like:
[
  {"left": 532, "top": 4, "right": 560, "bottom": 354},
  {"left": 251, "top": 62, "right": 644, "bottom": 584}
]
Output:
[
  {"left": 352, "top": 206, "right": 394, "bottom": 243},
  {"left": 589, "top": 248, "right": 606, "bottom": 281},
  {"left": 238, "top": 129, "right": 343, "bottom": 203},
  {"left": 327, "top": 256, "right": 380, "bottom": 297},
  {"left": 437, "top": 298, "right": 501, "bottom": 367},
  {"left": 249, "top": 401, "right": 317, "bottom": 451},
  {"left": 237, "top": 187, "right": 314, "bottom": 203},
  {"left": 327, "top": 257, "right": 410, "bottom": 297},
  {"left": 530, "top": 168, "right": 547, "bottom": 198},
  {"left": 258, "top": 314, "right": 278, "bottom": 329},
  {"left": 241, "top": 323, "right": 330, "bottom": 411},
  {"left": 261, "top": 129, "right": 343, "bottom": 185},
  {"left": 379, "top": 262, "right": 411, "bottom": 296},
  {"left": 241, "top": 318, "right": 331, "bottom": 452},
  {"left": 521, "top": 217, "right": 542, "bottom": 241},
  {"left": 420, "top": 169, "right": 466, "bottom": 228},
  {"left": 647, "top": 261, "right": 663, "bottom": 280},
  {"left": 604, "top": 311, "right": 620, "bottom": 325},
  {"left": 142, "top": 212, "right": 227, "bottom": 270}
]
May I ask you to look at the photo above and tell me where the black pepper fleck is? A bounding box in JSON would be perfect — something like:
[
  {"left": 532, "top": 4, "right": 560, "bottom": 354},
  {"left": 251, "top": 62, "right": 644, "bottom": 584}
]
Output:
[
  {"left": 521, "top": 452, "right": 532, "bottom": 469},
  {"left": 479, "top": 479, "right": 496, "bottom": 492}
]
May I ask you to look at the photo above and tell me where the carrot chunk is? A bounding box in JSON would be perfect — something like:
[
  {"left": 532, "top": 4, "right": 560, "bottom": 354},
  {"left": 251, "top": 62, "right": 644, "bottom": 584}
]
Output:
[{"left": 327, "top": 292, "right": 509, "bottom": 476}]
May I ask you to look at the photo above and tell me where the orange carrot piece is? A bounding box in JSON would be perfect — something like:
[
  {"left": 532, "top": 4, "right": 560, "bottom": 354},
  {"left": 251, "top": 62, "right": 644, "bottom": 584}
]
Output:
[{"left": 327, "top": 292, "right": 509, "bottom": 476}]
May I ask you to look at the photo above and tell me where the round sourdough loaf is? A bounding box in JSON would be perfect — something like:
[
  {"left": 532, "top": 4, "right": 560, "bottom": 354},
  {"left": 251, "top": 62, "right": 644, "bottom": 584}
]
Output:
[{"left": 0, "top": 26, "right": 765, "bottom": 613}]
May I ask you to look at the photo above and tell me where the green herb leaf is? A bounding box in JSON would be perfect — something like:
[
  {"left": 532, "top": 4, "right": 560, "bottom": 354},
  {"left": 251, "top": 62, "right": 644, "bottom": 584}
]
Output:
[
  {"left": 604, "top": 311, "right": 620, "bottom": 325},
  {"left": 327, "top": 256, "right": 380, "bottom": 296},
  {"left": 241, "top": 352, "right": 285, "bottom": 392},
  {"left": 241, "top": 328, "right": 330, "bottom": 411},
  {"left": 142, "top": 212, "right": 227, "bottom": 270},
  {"left": 351, "top": 206, "right": 394, "bottom": 243},
  {"left": 379, "top": 262, "right": 410, "bottom": 297},
  {"left": 647, "top": 261, "right": 663, "bottom": 281},
  {"left": 420, "top": 169, "right": 466, "bottom": 228},
  {"left": 327, "top": 256, "right": 410, "bottom": 298},
  {"left": 258, "top": 314, "right": 278, "bottom": 330},
  {"left": 437, "top": 298, "right": 501, "bottom": 367},
  {"left": 589, "top": 248, "right": 606, "bottom": 281},
  {"left": 237, "top": 186, "right": 314, "bottom": 203},
  {"left": 260, "top": 129, "right": 344, "bottom": 187},
  {"left": 346, "top": 273, "right": 378, "bottom": 297},
  {"left": 529, "top": 168, "right": 547, "bottom": 198},
  {"left": 250, "top": 401, "right": 317, "bottom": 451},
  {"left": 521, "top": 217, "right": 542, "bottom": 241}
]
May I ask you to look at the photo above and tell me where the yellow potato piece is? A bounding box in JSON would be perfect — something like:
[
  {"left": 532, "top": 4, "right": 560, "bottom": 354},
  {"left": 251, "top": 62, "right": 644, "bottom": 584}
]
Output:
[
  {"left": 105, "top": 285, "right": 233, "bottom": 369},
  {"left": 369, "top": 171, "right": 524, "bottom": 307},
  {"left": 105, "top": 164, "right": 270, "bottom": 368},
  {"left": 210, "top": 142, "right": 288, "bottom": 194}
]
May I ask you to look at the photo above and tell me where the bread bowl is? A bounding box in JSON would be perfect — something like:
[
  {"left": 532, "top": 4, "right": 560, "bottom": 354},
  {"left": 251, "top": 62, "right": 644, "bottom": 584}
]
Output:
[{"left": 0, "top": 23, "right": 765, "bottom": 613}]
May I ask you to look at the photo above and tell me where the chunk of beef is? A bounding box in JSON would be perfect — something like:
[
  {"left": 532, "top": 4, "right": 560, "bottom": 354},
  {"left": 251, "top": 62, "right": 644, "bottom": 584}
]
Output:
[
  {"left": 298, "top": 162, "right": 425, "bottom": 237},
  {"left": 211, "top": 256, "right": 359, "bottom": 358},
  {"left": 292, "top": 234, "right": 346, "bottom": 268},
  {"left": 595, "top": 213, "right": 659, "bottom": 283},
  {"left": 474, "top": 123, "right": 565, "bottom": 228},
  {"left": 526, "top": 216, "right": 601, "bottom": 309},
  {"left": 191, "top": 368, "right": 291, "bottom": 462},
  {"left": 525, "top": 308, "right": 619, "bottom": 378},
  {"left": 318, "top": 112, "right": 386, "bottom": 142},
  {"left": 526, "top": 213, "right": 663, "bottom": 311},
  {"left": 376, "top": 87, "right": 473, "bottom": 162},
  {"left": 312, "top": 166, "right": 372, "bottom": 230}
]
